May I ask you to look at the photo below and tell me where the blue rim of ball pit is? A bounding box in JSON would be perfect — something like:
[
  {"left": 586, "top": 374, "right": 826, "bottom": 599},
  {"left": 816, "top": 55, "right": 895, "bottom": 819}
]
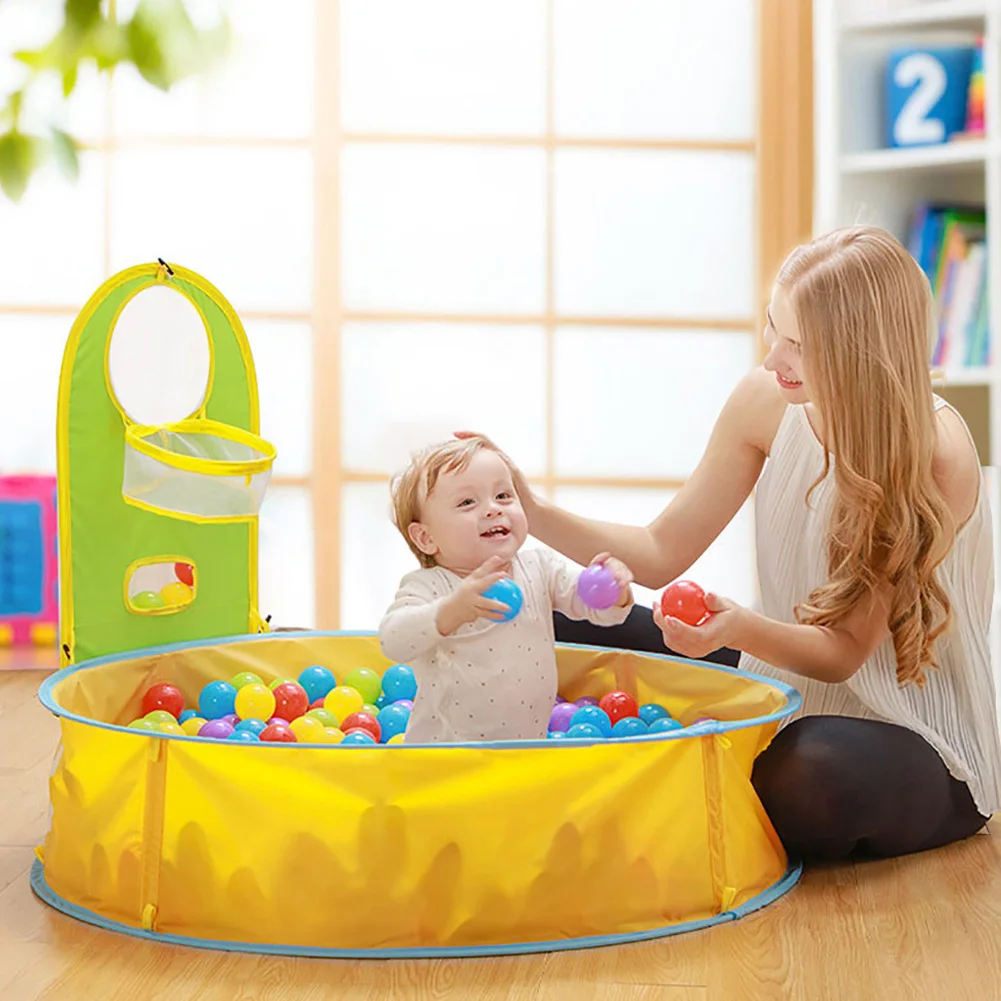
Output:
[
  {"left": 37, "top": 629, "right": 803, "bottom": 749},
  {"left": 30, "top": 856, "right": 801, "bottom": 958}
]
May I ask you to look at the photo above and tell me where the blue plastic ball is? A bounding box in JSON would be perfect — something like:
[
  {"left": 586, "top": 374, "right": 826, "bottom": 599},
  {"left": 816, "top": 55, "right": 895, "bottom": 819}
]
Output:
[
  {"left": 198, "top": 680, "right": 237, "bottom": 720},
  {"left": 612, "top": 716, "right": 649, "bottom": 738},
  {"left": 382, "top": 663, "right": 418, "bottom": 702},
  {"left": 341, "top": 731, "right": 377, "bottom": 745},
  {"left": 377, "top": 703, "right": 411, "bottom": 742},
  {"left": 647, "top": 716, "right": 684, "bottom": 734},
  {"left": 565, "top": 722, "right": 604, "bottom": 740},
  {"left": 482, "top": 578, "right": 523, "bottom": 622},
  {"left": 178, "top": 709, "right": 199, "bottom": 724},
  {"left": 638, "top": 703, "right": 672, "bottom": 726},
  {"left": 375, "top": 693, "right": 389, "bottom": 710},
  {"left": 570, "top": 705, "right": 613, "bottom": 737},
  {"left": 298, "top": 665, "right": 336, "bottom": 703},
  {"left": 227, "top": 729, "right": 260, "bottom": 742},
  {"left": 234, "top": 718, "right": 268, "bottom": 736}
]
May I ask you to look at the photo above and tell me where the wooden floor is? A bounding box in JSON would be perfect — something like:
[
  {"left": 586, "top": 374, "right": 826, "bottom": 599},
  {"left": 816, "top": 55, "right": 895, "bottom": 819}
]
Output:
[{"left": 3, "top": 667, "right": 1001, "bottom": 1001}]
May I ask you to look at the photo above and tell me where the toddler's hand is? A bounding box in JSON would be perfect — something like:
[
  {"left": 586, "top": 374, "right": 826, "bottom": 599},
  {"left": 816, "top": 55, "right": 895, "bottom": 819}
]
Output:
[
  {"left": 435, "top": 555, "right": 513, "bottom": 635},
  {"left": 591, "top": 552, "right": 635, "bottom": 607}
]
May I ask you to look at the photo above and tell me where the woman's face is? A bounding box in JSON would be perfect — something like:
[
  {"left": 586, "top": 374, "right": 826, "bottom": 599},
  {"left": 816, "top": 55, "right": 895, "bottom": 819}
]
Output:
[{"left": 762, "top": 288, "right": 811, "bottom": 404}]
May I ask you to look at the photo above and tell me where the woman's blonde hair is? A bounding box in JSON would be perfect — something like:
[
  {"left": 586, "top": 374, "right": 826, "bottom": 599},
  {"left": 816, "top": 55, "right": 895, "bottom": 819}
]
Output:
[
  {"left": 390, "top": 436, "right": 493, "bottom": 568},
  {"left": 776, "top": 226, "right": 955, "bottom": 686}
]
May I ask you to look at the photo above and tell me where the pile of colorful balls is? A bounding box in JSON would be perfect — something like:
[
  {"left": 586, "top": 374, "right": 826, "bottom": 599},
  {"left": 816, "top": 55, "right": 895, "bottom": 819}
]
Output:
[
  {"left": 127, "top": 663, "right": 417, "bottom": 745},
  {"left": 549, "top": 691, "right": 687, "bottom": 740}
]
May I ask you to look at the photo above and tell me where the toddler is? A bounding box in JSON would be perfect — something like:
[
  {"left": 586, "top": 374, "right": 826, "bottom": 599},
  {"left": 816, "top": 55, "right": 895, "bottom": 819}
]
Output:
[{"left": 379, "top": 436, "right": 634, "bottom": 743}]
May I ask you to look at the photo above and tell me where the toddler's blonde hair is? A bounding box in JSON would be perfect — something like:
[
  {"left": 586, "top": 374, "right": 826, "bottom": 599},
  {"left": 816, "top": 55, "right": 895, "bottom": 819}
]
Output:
[{"left": 390, "top": 436, "right": 495, "bottom": 568}]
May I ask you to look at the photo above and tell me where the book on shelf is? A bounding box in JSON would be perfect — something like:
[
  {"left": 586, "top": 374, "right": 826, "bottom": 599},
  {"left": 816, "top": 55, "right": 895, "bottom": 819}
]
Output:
[{"left": 908, "top": 204, "right": 989, "bottom": 368}]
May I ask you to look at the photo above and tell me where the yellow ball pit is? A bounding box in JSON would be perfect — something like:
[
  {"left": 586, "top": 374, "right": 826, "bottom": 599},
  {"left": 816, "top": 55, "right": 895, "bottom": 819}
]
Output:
[{"left": 33, "top": 632, "right": 801, "bottom": 957}]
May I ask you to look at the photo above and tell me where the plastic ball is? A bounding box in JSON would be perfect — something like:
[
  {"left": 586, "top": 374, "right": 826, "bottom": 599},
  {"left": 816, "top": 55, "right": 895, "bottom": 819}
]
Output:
[
  {"left": 298, "top": 665, "right": 337, "bottom": 703},
  {"left": 387, "top": 733, "right": 406, "bottom": 745},
  {"left": 394, "top": 698, "right": 414, "bottom": 711},
  {"left": 228, "top": 729, "right": 260, "bottom": 742},
  {"left": 574, "top": 696, "right": 600, "bottom": 707},
  {"left": 132, "top": 590, "right": 166, "bottom": 610},
  {"left": 569, "top": 706, "right": 613, "bottom": 737},
  {"left": 341, "top": 731, "right": 376, "bottom": 745},
  {"left": 341, "top": 711, "right": 381, "bottom": 742},
  {"left": 231, "top": 671, "right": 264, "bottom": 690},
  {"left": 576, "top": 563, "right": 622, "bottom": 610},
  {"left": 160, "top": 581, "right": 193, "bottom": 607},
  {"left": 198, "top": 719, "right": 235, "bottom": 739},
  {"left": 289, "top": 715, "right": 327, "bottom": 743},
  {"left": 565, "top": 723, "right": 604, "bottom": 740},
  {"left": 260, "top": 723, "right": 297, "bottom": 743},
  {"left": 178, "top": 708, "right": 199, "bottom": 724},
  {"left": 222, "top": 714, "right": 239, "bottom": 727},
  {"left": 555, "top": 695, "right": 567, "bottom": 703},
  {"left": 142, "top": 683, "right": 184, "bottom": 719},
  {"left": 381, "top": 663, "right": 418, "bottom": 703},
  {"left": 305, "top": 708, "right": 339, "bottom": 729},
  {"left": 272, "top": 681, "right": 309, "bottom": 721},
  {"left": 267, "top": 716, "right": 287, "bottom": 727},
  {"left": 199, "top": 681, "right": 237, "bottom": 720},
  {"left": 638, "top": 704, "right": 672, "bottom": 726},
  {"left": 547, "top": 731, "right": 567, "bottom": 740},
  {"left": 482, "top": 578, "right": 523, "bottom": 621},
  {"left": 322, "top": 727, "right": 346, "bottom": 744},
  {"left": 181, "top": 716, "right": 207, "bottom": 736},
  {"left": 234, "top": 718, "right": 268, "bottom": 737},
  {"left": 343, "top": 668, "right": 382, "bottom": 705},
  {"left": 611, "top": 717, "right": 649, "bottom": 738},
  {"left": 648, "top": 717, "right": 684, "bottom": 734},
  {"left": 234, "top": 683, "right": 276, "bottom": 722},
  {"left": 154, "top": 720, "right": 184, "bottom": 736},
  {"left": 324, "top": 685, "right": 365, "bottom": 723},
  {"left": 548, "top": 702, "right": 578, "bottom": 733},
  {"left": 174, "top": 562, "right": 194, "bottom": 587},
  {"left": 599, "top": 691, "right": 639, "bottom": 725},
  {"left": 269, "top": 677, "right": 296, "bottom": 690},
  {"left": 377, "top": 703, "right": 411, "bottom": 742},
  {"left": 128, "top": 719, "right": 159, "bottom": 732},
  {"left": 307, "top": 698, "right": 324, "bottom": 711},
  {"left": 660, "top": 580, "right": 709, "bottom": 627},
  {"left": 144, "top": 709, "right": 178, "bottom": 727}
]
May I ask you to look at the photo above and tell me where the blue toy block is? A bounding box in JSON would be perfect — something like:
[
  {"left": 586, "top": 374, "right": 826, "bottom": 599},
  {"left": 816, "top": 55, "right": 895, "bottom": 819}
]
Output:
[{"left": 886, "top": 46, "right": 975, "bottom": 148}]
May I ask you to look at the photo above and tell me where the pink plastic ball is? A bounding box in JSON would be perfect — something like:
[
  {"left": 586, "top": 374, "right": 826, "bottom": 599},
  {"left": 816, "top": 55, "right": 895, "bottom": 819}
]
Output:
[{"left": 576, "top": 563, "right": 622, "bottom": 610}]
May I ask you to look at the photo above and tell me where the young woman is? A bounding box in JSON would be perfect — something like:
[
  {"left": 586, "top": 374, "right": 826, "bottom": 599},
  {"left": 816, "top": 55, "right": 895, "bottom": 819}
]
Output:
[{"left": 467, "top": 227, "right": 1000, "bottom": 860}]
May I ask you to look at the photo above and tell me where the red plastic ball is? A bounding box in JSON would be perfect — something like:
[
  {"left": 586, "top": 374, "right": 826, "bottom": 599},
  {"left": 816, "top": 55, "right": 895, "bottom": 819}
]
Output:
[
  {"left": 308, "top": 698, "right": 325, "bottom": 712},
  {"left": 174, "top": 562, "right": 194, "bottom": 587},
  {"left": 272, "top": 682, "right": 309, "bottom": 721},
  {"left": 260, "top": 723, "right": 297, "bottom": 742},
  {"left": 599, "top": 690, "right": 639, "bottom": 724},
  {"left": 341, "top": 711, "right": 381, "bottom": 742},
  {"left": 142, "top": 683, "right": 185, "bottom": 719},
  {"left": 660, "top": 580, "right": 709, "bottom": 627}
]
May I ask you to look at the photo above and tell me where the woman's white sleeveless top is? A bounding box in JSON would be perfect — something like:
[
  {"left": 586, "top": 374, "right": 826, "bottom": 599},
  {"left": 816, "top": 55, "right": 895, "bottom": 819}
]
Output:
[{"left": 741, "top": 399, "right": 1001, "bottom": 816}]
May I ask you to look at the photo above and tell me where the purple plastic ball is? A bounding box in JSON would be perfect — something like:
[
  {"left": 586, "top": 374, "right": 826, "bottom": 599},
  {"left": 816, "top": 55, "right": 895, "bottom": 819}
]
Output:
[
  {"left": 549, "top": 702, "right": 578, "bottom": 733},
  {"left": 575, "top": 696, "right": 600, "bottom": 707},
  {"left": 394, "top": 699, "right": 414, "bottom": 711},
  {"left": 222, "top": 713, "right": 239, "bottom": 727},
  {"left": 198, "top": 719, "right": 235, "bottom": 739},
  {"left": 267, "top": 716, "right": 287, "bottom": 727},
  {"left": 576, "top": 563, "right": 622, "bottom": 610},
  {"left": 555, "top": 694, "right": 567, "bottom": 703}
]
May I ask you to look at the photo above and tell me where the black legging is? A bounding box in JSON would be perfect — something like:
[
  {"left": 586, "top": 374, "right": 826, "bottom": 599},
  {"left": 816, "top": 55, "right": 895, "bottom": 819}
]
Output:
[{"left": 554, "top": 605, "right": 989, "bottom": 861}]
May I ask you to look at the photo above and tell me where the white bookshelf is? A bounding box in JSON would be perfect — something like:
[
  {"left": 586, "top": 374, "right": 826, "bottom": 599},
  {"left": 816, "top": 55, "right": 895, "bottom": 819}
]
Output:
[{"left": 813, "top": 0, "right": 1001, "bottom": 684}]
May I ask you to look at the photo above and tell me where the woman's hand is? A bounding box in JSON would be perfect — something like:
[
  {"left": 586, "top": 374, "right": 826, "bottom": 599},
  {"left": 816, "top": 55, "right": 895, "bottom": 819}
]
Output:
[
  {"left": 652, "top": 592, "right": 744, "bottom": 659},
  {"left": 453, "top": 430, "right": 538, "bottom": 513}
]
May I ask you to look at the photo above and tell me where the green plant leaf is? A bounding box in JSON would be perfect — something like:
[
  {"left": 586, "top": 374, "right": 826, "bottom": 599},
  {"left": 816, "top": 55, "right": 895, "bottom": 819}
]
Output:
[
  {"left": 51, "top": 128, "right": 79, "bottom": 181},
  {"left": 66, "top": 0, "right": 102, "bottom": 31},
  {"left": 61, "top": 63, "right": 79, "bottom": 98},
  {"left": 126, "top": 8, "right": 170, "bottom": 89},
  {"left": 0, "top": 131, "right": 42, "bottom": 202}
]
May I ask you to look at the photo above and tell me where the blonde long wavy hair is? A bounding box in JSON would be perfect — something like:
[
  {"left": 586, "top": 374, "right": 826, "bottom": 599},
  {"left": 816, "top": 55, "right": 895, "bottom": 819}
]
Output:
[{"left": 776, "top": 226, "right": 955, "bottom": 687}]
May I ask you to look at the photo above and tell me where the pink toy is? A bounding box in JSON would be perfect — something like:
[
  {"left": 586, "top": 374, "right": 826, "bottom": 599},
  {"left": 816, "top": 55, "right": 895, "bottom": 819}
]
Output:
[
  {"left": 576, "top": 563, "right": 622, "bottom": 610},
  {"left": 0, "top": 475, "right": 58, "bottom": 647}
]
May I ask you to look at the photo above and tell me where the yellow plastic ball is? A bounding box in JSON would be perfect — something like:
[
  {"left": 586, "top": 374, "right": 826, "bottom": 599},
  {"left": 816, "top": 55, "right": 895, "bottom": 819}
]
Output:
[
  {"left": 234, "top": 683, "right": 276, "bottom": 721},
  {"left": 320, "top": 726, "right": 345, "bottom": 744},
  {"left": 323, "top": 685, "right": 364, "bottom": 724},
  {"left": 181, "top": 717, "right": 207, "bottom": 736},
  {"left": 289, "top": 715, "right": 326, "bottom": 744},
  {"left": 160, "top": 581, "right": 193, "bottom": 607},
  {"left": 387, "top": 734, "right": 405, "bottom": 744}
]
